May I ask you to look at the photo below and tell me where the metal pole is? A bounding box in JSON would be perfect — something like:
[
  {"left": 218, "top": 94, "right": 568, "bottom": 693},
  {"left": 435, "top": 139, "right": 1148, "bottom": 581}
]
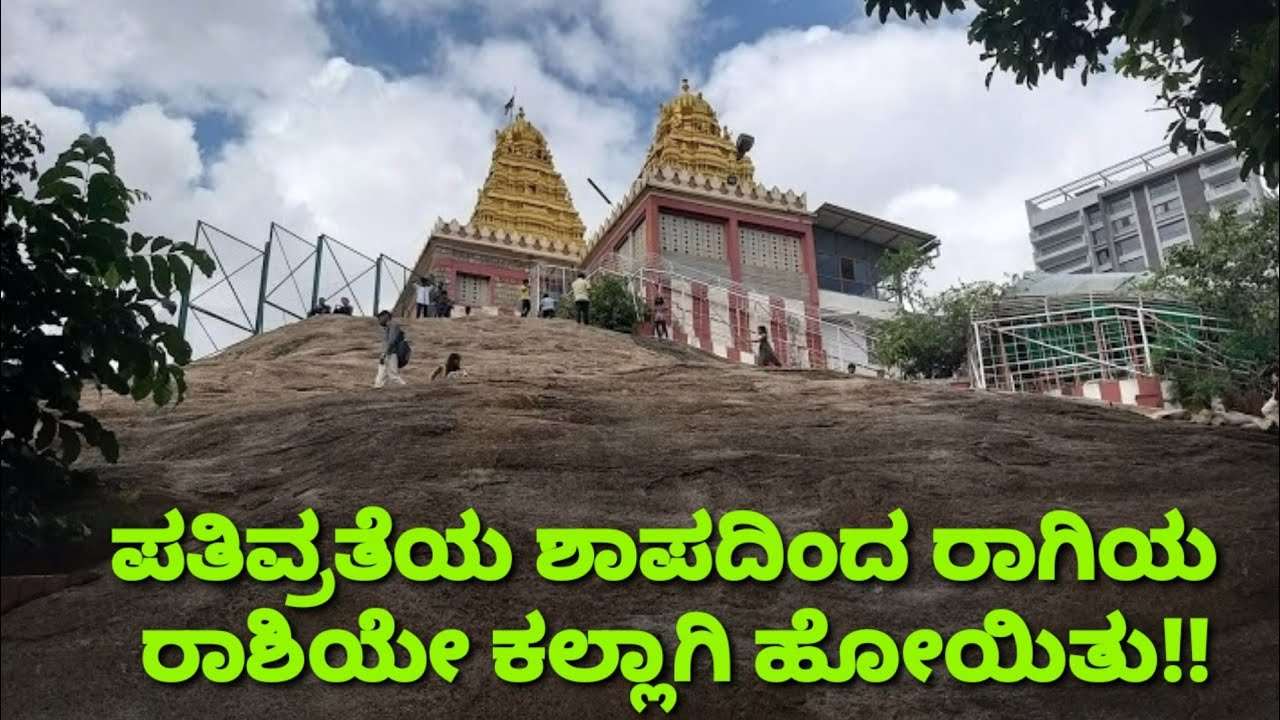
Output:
[
  {"left": 373, "top": 254, "right": 383, "bottom": 315},
  {"left": 177, "top": 221, "right": 201, "bottom": 336},
  {"left": 310, "top": 234, "right": 325, "bottom": 310},
  {"left": 255, "top": 236, "right": 273, "bottom": 334},
  {"left": 1136, "top": 294, "right": 1154, "bottom": 374}
]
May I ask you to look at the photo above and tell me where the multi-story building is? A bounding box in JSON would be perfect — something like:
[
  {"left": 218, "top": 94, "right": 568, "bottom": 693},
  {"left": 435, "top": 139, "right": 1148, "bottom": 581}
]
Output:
[{"left": 1025, "top": 144, "right": 1269, "bottom": 274}]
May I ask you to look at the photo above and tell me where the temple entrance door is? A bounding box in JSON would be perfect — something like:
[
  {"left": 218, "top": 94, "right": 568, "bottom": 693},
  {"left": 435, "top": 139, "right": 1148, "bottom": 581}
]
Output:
[{"left": 456, "top": 272, "right": 489, "bottom": 308}]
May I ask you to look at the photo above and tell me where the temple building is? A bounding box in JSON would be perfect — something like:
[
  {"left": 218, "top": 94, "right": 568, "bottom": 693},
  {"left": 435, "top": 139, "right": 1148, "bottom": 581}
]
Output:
[
  {"left": 580, "top": 80, "right": 936, "bottom": 369},
  {"left": 401, "top": 108, "right": 584, "bottom": 313},
  {"left": 403, "top": 81, "right": 936, "bottom": 372}
]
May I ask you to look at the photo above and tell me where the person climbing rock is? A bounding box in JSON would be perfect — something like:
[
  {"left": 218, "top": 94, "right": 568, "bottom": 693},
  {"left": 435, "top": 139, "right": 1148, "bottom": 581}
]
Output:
[
  {"left": 333, "top": 297, "right": 354, "bottom": 316},
  {"left": 756, "top": 325, "right": 781, "bottom": 368},
  {"left": 539, "top": 292, "right": 556, "bottom": 319},
  {"left": 374, "top": 310, "right": 407, "bottom": 388},
  {"left": 571, "top": 272, "right": 590, "bottom": 325}
]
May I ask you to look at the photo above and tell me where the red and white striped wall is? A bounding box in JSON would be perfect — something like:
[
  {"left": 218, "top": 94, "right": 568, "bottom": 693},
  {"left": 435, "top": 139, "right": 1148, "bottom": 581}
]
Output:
[{"left": 1044, "top": 376, "right": 1175, "bottom": 409}]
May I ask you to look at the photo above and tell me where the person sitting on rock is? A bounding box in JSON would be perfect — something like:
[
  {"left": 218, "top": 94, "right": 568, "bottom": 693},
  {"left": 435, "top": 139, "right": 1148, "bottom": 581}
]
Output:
[
  {"left": 430, "top": 352, "right": 468, "bottom": 381},
  {"left": 333, "top": 297, "right": 354, "bottom": 315},
  {"left": 756, "top": 325, "right": 782, "bottom": 368},
  {"left": 307, "top": 297, "right": 331, "bottom": 317}
]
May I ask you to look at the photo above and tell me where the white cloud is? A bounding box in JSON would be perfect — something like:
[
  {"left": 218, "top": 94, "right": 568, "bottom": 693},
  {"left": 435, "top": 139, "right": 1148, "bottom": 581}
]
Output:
[
  {"left": 703, "top": 24, "right": 1173, "bottom": 287},
  {"left": 0, "top": 0, "right": 328, "bottom": 112},
  {"left": 374, "top": 0, "right": 704, "bottom": 91},
  {"left": 0, "top": 86, "right": 90, "bottom": 160}
]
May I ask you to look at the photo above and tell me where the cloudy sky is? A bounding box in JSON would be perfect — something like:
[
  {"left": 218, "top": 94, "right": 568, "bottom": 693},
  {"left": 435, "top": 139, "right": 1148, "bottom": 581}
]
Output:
[{"left": 2, "top": 0, "right": 1175, "bottom": 292}]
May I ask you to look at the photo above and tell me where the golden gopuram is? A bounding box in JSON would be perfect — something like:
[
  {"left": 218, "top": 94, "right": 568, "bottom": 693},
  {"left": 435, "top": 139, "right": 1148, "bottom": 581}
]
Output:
[{"left": 404, "top": 107, "right": 585, "bottom": 314}]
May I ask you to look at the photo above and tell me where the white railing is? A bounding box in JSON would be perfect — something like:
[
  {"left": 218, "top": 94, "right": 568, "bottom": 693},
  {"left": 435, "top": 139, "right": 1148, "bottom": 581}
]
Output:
[{"left": 586, "top": 253, "right": 886, "bottom": 373}]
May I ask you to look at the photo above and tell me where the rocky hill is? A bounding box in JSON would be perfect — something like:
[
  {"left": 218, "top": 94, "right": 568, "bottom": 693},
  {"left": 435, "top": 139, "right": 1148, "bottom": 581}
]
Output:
[{"left": 1, "top": 315, "right": 1276, "bottom": 719}]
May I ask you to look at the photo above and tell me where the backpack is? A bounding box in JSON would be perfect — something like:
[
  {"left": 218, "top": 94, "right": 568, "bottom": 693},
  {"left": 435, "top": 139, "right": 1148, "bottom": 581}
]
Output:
[{"left": 396, "top": 338, "right": 412, "bottom": 368}]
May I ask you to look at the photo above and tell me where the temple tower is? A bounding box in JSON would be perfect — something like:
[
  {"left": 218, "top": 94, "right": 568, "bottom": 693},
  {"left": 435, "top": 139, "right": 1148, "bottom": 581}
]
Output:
[{"left": 402, "top": 109, "right": 584, "bottom": 314}]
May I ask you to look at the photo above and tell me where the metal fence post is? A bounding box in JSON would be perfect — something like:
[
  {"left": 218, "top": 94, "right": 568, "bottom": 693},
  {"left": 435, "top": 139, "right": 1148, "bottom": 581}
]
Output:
[
  {"left": 373, "top": 254, "right": 383, "bottom": 315},
  {"left": 177, "top": 221, "right": 201, "bottom": 336},
  {"left": 310, "top": 234, "right": 325, "bottom": 310},
  {"left": 255, "top": 235, "right": 273, "bottom": 333}
]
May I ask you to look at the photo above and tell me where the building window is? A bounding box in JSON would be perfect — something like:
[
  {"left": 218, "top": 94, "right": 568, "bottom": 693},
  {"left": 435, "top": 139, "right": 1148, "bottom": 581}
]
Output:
[
  {"left": 659, "top": 212, "right": 726, "bottom": 261},
  {"left": 1151, "top": 196, "right": 1183, "bottom": 219},
  {"left": 840, "top": 257, "right": 856, "bottom": 281},
  {"left": 455, "top": 273, "right": 489, "bottom": 307},
  {"left": 1157, "top": 218, "right": 1189, "bottom": 243},
  {"left": 1110, "top": 215, "right": 1134, "bottom": 234},
  {"left": 1086, "top": 208, "right": 1102, "bottom": 226},
  {"left": 1035, "top": 213, "right": 1081, "bottom": 236},
  {"left": 1118, "top": 257, "right": 1147, "bottom": 272},
  {"left": 1148, "top": 177, "right": 1178, "bottom": 200},
  {"left": 1095, "top": 248, "right": 1111, "bottom": 265},
  {"left": 1090, "top": 228, "right": 1107, "bottom": 246},
  {"left": 1108, "top": 196, "right": 1134, "bottom": 215},
  {"left": 741, "top": 226, "right": 802, "bottom": 273},
  {"left": 1115, "top": 237, "right": 1143, "bottom": 258}
]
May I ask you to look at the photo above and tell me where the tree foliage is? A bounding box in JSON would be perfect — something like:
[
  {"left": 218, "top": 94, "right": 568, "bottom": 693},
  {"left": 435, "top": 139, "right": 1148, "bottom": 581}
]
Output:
[
  {"left": 587, "top": 274, "right": 646, "bottom": 333},
  {"left": 864, "top": 1, "right": 1280, "bottom": 186},
  {"left": 877, "top": 243, "right": 935, "bottom": 311},
  {"left": 874, "top": 281, "right": 1004, "bottom": 379},
  {"left": 1148, "top": 198, "right": 1279, "bottom": 406},
  {"left": 1, "top": 115, "right": 213, "bottom": 546}
]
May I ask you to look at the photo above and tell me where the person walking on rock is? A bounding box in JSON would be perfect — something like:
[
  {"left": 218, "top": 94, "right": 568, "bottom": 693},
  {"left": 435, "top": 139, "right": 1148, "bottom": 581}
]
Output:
[
  {"left": 571, "top": 272, "right": 590, "bottom": 325},
  {"left": 652, "top": 295, "right": 669, "bottom": 340},
  {"left": 374, "top": 310, "right": 408, "bottom": 388},
  {"left": 756, "top": 325, "right": 782, "bottom": 368},
  {"left": 519, "top": 279, "right": 532, "bottom": 318}
]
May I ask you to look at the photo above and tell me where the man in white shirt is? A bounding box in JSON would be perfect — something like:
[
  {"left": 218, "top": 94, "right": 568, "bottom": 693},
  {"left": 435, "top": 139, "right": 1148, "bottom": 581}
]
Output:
[
  {"left": 415, "top": 278, "right": 435, "bottom": 318},
  {"left": 571, "top": 273, "right": 590, "bottom": 325}
]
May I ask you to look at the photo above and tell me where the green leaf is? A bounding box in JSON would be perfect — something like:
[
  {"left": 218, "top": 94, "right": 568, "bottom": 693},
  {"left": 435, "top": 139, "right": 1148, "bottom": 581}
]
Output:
[
  {"left": 152, "top": 255, "right": 173, "bottom": 297},
  {"left": 170, "top": 258, "right": 192, "bottom": 294},
  {"left": 36, "top": 164, "right": 84, "bottom": 188},
  {"left": 98, "top": 429, "right": 120, "bottom": 463},
  {"left": 131, "top": 255, "right": 152, "bottom": 293},
  {"left": 59, "top": 423, "right": 82, "bottom": 465},
  {"left": 130, "top": 374, "right": 154, "bottom": 401},
  {"left": 34, "top": 412, "right": 58, "bottom": 449},
  {"left": 35, "top": 180, "right": 81, "bottom": 201},
  {"left": 152, "top": 374, "right": 174, "bottom": 407},
  {"left": 130, "top": 233, "right": 150, "bottom": 252}
]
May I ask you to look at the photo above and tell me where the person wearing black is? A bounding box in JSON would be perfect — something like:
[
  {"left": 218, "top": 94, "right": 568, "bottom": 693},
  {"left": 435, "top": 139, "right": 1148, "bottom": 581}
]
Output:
[
  {"left": 652, "top": 295, "right": 669, "bottom": 339},
  {"left": 756, "top": 325, "right": 782, "bottom": 367},
  {"left": 333, "top": 297, "right": 354, "bottom": 315},
  {"left": 307, "top": 297, "right": 331, "bottom": 317}
]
